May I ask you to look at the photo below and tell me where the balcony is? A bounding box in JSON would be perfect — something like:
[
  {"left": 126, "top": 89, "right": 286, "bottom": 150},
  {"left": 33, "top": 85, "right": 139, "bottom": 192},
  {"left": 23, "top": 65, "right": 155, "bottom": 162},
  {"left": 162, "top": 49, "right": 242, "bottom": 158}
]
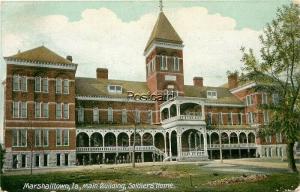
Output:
[
  {"left": 208, "top": 143, "right": 256, "bottom": 149},
  {"left": 162, "top": 115, "right": 204, "bottom": 124}
]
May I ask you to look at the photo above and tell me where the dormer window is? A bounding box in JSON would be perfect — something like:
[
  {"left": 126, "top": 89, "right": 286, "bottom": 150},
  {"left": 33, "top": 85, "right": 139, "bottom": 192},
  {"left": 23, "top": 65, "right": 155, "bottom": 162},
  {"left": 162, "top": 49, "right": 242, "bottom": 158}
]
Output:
[
  {"left": 108, "top": 85, "right": 122, "bottom": 94},
  {"left": 207, "top": 90, "right": 217, "bottom": 99}
]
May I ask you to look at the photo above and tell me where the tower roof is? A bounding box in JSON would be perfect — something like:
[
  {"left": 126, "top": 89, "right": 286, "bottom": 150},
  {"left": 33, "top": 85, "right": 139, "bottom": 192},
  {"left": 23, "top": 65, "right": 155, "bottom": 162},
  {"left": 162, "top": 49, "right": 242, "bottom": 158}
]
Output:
[
  {"left": 5, "top": 45, "right": 73, "bottom": 65},
  {"left": 144, "top": 12, "right": 183, "bottom": 52}
]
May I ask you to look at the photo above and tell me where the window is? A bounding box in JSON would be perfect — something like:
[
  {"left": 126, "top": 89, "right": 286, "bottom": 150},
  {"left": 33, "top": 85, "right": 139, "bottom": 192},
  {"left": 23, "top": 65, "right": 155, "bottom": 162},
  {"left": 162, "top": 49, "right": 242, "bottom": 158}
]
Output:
[
  {"left": 247, "top": 112, "right": 254, "bottom": 124},
  {"left": 13, "top": 75, "right": 27, "bottom": 92},
  {"left": 56, "top": 103, "right": 62, "bottom": 119},
  {"left": 107, "top": 85, "right": 122, "bottom": 94},
  {"left": 122, "top": 109, "right": 127, "bottom": 124},
  {"left": 206, "top": 113, "right": 212, "bottom": 126},
  {"left": 64, "top": 154, "right": 69, "bottom": 166},
  {"left": 93, "top": 108, "right": 99, "bottom": 123},
  {"left": 246, "top": 95, "right": 253, "bottom": 106},
  {"left": 135, "top": 110, "right": 141, "bottom": 124},
  {"left": 56, "top": 78, "right": 62, "bottom": 94},
  {"left": 44, "top": 154, "right": 48, "bottom": 166},
  {"left": 147, "top": 63, "right": 151, "bottom": 76},
  {"left": 12, "top": 129, "right": 27, "bottom": 147},
  {"left": 63, "top": 129, "right": 69, "bottom": 146},
  {"left": 42, "top": 78, "right": 48, "bottom": 92},
  {"left": 35, "top": 154, "right": 40, "bottom": 167},
  {"left": 262, "top": 93, "right": 268, "bottom": 104},
  {"left": 43, "top": 130, "right": 49, "bottom": 146},
  {"left": 35, "top": 129, "right": 48, "bottom": 147},
  {"left": 20, "top": 76, "right": 27, "bottom": 91},
  {"left": 13, "top": 75, "right": 19, "bottom": 91},
  {"left": 238, "top": 113, "right": 243, "bottom": 125},
  {"left": 56, "top": 129, "right": 62, "bottom": 146},
  {"left": 35, "top": 77, "right": 41, "bottom": 92},
  {"left": 13, "top": 101, "right": 27, "bottom": 118},
  {"left": 272, "top": 93, "right": 279, "bottom": 104},
  {"left": 151, "top": 59, "right": 155, "bottom": 72},
  {"left": 228, "top": 113, "right": 233, "bottom": 125},
  {"left": 63, "top": 104, "right": 69, "bottom": 119},
  {"left": 35, "top": 102, "right": 41, "bottom": 118},
  {"left": 147, "top": 110, "right": 152, "bottom": 124},
  {"left": 108, "top": 107, "right": 113, "bottom": 122},
  {"left": 43, "top": 103, "right": 49, "bottom": 118},
  {"left": 263, "top": 110, "right": 269, "bottom": 124},
  {"left": 160, "top": 55, "right": 167, "bottom": 70},
  {"left": 35, "top": 129, "right": 42, "bottom": 146},
  {"left": 173, "top": 57, "right": 179, "bottom": 71},
  {"left": 56, "top": 154, "right": 61, "bottom": 166},
  {"left": 78, "top": 107, "right": 84, "bottom": 123},
  {"left": 21, "top": 154, "right": 26, "bottom": 168},
  {"left": 207, "top": 91, "right": 217, "bottom": 99},
  {"left": 218, "top": 112, "right": 223, "bottom": 124},
  {"left": 63, "top": 79, "right": 69, "bottom": 94},
  {"left": 35, "top": 102, "right": 48, "bottom": 118}
]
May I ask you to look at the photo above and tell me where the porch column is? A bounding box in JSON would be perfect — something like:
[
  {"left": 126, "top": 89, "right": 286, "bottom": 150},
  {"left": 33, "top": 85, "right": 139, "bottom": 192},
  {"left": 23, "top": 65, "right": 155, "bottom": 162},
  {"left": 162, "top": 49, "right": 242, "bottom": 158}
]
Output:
[
  {"left": 164, "top": 134, "right": 167, "bottom": 155},
  {"left": 177, "top": 133, "right": 182, "bottom": 158},
  {"left": 168, "top": 108, "right": 171, "bottom": 119},
  {"left": 169, "top": 132, "right": 172, "bottom": 160},
  {"left": 152, "top": 134, "right": 155, "bottom": 147},
  {"left": 176, "top": 104, "right": 180, "bottom": 116},
  {"left": 238, "top": 134, "right": 241, "bottom": 158},
  {"left": 246, "top": 134, "right": 250, "bottom": 157},
  {"left": 201, "top": 104, "right": 205, "bottom": 119},
  {"left": 203, "top": 131, "right": 208, "bottom": 157}
]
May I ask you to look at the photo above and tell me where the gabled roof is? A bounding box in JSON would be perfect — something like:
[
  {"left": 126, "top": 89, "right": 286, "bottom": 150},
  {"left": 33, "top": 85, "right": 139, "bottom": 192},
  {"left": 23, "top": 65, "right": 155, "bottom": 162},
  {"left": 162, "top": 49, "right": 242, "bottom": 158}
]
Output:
[
  {"left": 144, "top": 12, "right": 183, "bottom": 52},
  {"left": 5, "top": 46, "right": 73, "bottom": 65}
]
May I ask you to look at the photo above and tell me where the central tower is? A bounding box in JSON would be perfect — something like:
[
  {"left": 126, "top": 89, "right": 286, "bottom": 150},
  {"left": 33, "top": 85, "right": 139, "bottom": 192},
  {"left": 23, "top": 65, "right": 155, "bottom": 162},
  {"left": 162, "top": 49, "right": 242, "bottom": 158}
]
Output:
[{"left": 144, "top": 4, "right": 184, "bottom": 96}]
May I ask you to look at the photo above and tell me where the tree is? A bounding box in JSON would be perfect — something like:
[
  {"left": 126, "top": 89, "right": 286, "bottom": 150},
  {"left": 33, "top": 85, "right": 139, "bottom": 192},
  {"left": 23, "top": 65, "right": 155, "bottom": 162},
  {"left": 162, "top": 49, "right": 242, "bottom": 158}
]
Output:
[{"left": 241, "top": 4, "right": 300, "bottom": 172}]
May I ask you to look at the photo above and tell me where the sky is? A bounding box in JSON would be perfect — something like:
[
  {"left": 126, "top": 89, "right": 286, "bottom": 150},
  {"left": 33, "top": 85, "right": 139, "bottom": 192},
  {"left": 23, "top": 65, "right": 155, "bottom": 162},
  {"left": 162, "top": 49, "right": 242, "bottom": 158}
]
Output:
[{"left": 0, "top": 0, "right": 292, "bottom": 143}]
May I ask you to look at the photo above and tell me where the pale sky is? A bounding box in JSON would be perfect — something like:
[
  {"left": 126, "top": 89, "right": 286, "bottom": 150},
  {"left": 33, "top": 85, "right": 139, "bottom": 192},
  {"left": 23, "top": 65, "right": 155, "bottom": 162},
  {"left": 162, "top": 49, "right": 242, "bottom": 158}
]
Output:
[{"left": 0, "top": 0, "right": 291, "bottom": 143}]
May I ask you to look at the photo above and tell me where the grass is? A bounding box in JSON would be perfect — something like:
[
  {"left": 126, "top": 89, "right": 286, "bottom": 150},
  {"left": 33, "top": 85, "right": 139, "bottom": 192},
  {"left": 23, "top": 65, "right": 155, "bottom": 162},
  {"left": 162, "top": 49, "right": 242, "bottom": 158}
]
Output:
[{"left": 1, "top": 164, "right": 299, "bottom": 192}]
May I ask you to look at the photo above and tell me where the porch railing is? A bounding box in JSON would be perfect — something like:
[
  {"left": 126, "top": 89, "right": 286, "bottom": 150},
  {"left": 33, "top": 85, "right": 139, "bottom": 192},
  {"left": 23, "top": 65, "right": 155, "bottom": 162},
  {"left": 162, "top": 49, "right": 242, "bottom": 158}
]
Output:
[{"left": 162, "top": 115, "right": 204, "bottom": 124}]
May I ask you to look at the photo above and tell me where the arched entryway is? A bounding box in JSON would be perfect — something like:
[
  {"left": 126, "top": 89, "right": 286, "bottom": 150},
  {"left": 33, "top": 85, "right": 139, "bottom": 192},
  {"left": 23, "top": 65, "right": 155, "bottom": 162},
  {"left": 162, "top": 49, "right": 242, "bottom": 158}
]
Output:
[
  {"left": 90, "top": 132, "right": 103, "bottom": 147},
  {"left": 117, "top": 132, "right": 129, "bottom": 147},
  {"left": 142, "top": 133, "right": 153, "bottom": 146},
  {"left": 104, "top": 132, "right": 116, "bottom": 146},
  {"left": 77, "top": 132, "right": 89, "bottom": 147},
  {"left": 130, "top": 133, "right": 141, "bottom": 146},
  {"left": 171, "top": 131, "right": 178, "bottom": 156}
]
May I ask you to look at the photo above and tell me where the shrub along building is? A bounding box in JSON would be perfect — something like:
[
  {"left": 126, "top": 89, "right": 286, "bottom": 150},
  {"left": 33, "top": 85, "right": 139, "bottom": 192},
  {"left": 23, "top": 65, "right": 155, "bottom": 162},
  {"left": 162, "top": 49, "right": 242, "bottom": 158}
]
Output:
[{"left": 3, "top": 8, "right": 294, "bottom": 170}]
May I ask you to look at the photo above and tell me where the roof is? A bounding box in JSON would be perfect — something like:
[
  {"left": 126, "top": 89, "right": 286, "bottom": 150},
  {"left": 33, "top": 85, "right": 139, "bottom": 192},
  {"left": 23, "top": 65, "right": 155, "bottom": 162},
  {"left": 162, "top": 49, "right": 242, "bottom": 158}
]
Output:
[
  {"left": 184, "top": 85, "right": 244, "bottom": 105},
  {"left": 75, "top": 78, "right": 150, "bottom": 97},
  {"left": 144, "top": 12, "right": 183, "bottom": 52},
  {"left": 75, "top": 77, "right": 243, "bottom": 105},
  {"left": 4, "top": 46, "right": 73, "bottom": 65}
]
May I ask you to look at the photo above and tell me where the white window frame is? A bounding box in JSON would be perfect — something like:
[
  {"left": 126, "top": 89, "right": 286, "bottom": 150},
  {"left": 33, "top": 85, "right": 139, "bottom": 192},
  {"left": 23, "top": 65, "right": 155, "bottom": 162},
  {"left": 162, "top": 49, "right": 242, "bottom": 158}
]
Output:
[
  {"left": 35, "top": 129, "right": 42, "bottom": 147},
  {"left": 56, "top": 78, "right": 62, "bottom": 94},
  {"left": 20, "top": 76, "right": 27, "bottom": 92},
  {"left": 13, "top": 75, "right": 20, "bottom": 91},
  {"left": 56, "top": 103, "right": 62, "bottom": 119},
  {"left": 63, "top": 129, "right": 69, "bottom": 146},
  {"left": 93, "top": 107, "right": 99, "bottom": 123},
  {"left": 78, "top": 107, "right": 84, "bottom": 123},
  {"left": 107, "top": 85, "right": 122, "bottom": 94},
  {"left": 147, "top": 110, "right": 152, "bottom": 124},
  {"left": 152, "top": 59, "right": 156, "bottom": 72},
  {"left": 43, "top": 129, "right": 49, "bottom": 146},
  {"left": 207, "top": 91, "right": 217, "bottom": 99},
  {"left": 63, "top": 79, "right": 69, "bottom": 95},
  {"left": 246, "top": 95, "right": 253, "bottom": 106},
  {"left": 122, "top": 109, "right": 127, "bottom": 124},
  {"left": 43, "top": 103, "right": 49, "bottom": 118},
  {"left": 108, "top": 107, "right": 113, "bottom": 122},
  {"left": 262, "top": 93, "right": 268, "bottom": 104},
  {"left": 35, "top": 102, "right": 41, "bottom": 118},
  {"left": 56, "top": 129, "right": 62, "bottom": 146},
  {"left": 20, "top": 102, "right": 27, "bottom": 118},
  {"left": 135, "top": 110, "right": 141, "bottom": 124},
  {"left": 42, "top": 78, "right": 48, "bottom": 93},
  {"left": 63, "top": 103, "right": 69, "bottom": 119},
  {"left": 173, "top": 57, "right": 179, "bottom": 71},
  {"left": 12, "top": 129, "right": 27, "bottom": 147},
  {"left": 160, "top": 55, "right": 167, "bottom": 70},
  {"left": 35, "top": 77, "right": 42, "bottom": 92}
]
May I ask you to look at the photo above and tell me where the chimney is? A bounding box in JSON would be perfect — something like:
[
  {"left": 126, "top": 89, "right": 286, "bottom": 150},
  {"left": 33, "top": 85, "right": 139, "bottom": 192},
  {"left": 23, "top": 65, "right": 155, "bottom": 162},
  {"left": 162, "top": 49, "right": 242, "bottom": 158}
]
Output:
[
  {"left": 66, "top": 55, "right": 73, "bottom": 62},
  {"left": 193, "top": 77, "right": 203, "bottom": 88},
  {"left": 228, "top": 73, "right": 238, "bottom": 89},
  {"left": 96, "top": 68, "right": 108, "bottom": 80}
]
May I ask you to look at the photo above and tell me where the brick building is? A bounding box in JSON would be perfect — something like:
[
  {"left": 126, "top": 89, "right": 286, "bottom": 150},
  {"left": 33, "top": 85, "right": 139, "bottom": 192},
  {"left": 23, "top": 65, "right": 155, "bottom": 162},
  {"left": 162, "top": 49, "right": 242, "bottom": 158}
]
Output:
[{"left": 3, "top": 8, "right": 297, "bottom": 170}]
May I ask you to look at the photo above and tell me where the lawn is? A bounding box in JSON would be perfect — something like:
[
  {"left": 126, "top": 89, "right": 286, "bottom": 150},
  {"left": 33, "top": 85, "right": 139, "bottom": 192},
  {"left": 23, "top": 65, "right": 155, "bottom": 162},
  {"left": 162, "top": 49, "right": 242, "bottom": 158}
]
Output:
[{"left": 1, "top": 164, "right": 299, "bottom": 192}]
